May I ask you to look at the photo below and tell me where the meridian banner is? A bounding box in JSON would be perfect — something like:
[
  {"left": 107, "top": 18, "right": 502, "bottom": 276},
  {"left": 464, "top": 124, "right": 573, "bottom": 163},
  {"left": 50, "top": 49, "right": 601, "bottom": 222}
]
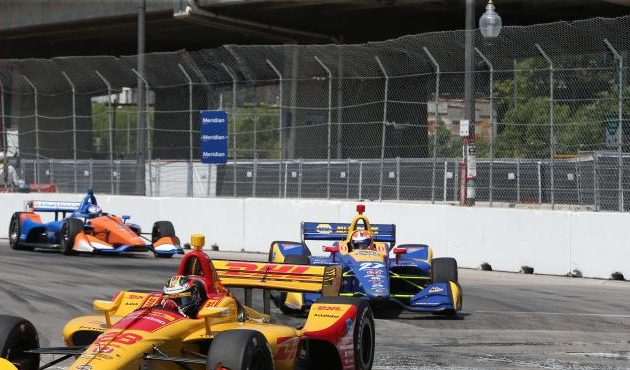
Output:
[{"left": 200, "top": 111, "right": 228, "bottom": 164}]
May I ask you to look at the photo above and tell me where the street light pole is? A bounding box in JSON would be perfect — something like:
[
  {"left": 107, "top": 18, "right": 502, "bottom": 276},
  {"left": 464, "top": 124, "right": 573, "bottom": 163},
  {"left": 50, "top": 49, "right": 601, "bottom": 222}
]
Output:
[
  {"left": 463, "top": 0, "right": 476, "bottom": 206},
  {"left": 463, "top": 0, "right": 501, "bottom": 207}
]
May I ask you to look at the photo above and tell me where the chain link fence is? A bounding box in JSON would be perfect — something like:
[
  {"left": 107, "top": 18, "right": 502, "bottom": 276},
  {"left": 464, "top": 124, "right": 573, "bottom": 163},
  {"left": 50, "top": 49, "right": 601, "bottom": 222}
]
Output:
[{"left": 2, "top": 16, "right": 630, "bottom": 211}]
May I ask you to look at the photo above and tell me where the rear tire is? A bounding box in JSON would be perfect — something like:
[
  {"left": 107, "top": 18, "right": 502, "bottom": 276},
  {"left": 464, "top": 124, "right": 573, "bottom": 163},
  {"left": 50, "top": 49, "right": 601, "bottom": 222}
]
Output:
[
  {"left": 151, "top": 221, "right": 175, "bottom": 243},
  {"left": 0, "top": 315, "right": 40, "bottom": 370},
  {"left": 431, "top": 257, "right": 458, "bottom": 284},
  {"left": 8, "top": 213, "right": 28, "bottom": 251},
  {"left": 315, "top": 296, "right": 375, "bottom": 370},
  {"left": 60, "top": 218, "right": 83, "bottom": 255},
  {"left": 206, "top": 329, "right": 273, "bottom": 370}
]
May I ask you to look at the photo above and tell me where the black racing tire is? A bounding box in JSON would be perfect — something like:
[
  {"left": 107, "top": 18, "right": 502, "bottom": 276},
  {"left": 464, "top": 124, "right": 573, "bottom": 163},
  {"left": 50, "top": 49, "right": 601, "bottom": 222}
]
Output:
[
  {"left": 0, "top": 315, "right": 40, "bottom": 370},
  {"left": 206, "top": 329, "right": 273, "bottom": 370},
  {"left": 315, "top": 296, "right": 375, "bottom": 370},
  {"left": 60, "top": 218, "right": 83, "bottom": 256},
  {"left": 8, "top": 213, "right": 30, "bottom": 251},
  {"left": 431, "top": 257, "right": 458, "bottom": 284},
  {"left": 283, "top": 254, "right": 311, "bottom": 265},
  {"left": 151, "top": 221, "right": 176, "bottom": 243},
  {"left": 154, "top": 253, "right": 174, "bottom": 259}
]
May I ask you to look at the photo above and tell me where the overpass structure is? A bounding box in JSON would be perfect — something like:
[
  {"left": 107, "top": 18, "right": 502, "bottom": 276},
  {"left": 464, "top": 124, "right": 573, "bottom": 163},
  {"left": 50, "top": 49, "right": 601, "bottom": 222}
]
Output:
[{"left": 3, "top": 0, "right": 630, "bottom": 58}]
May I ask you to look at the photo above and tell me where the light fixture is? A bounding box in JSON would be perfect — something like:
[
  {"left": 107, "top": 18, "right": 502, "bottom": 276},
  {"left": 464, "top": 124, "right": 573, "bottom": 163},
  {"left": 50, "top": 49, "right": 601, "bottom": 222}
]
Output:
[{"left": 479, "top": 0, "right": 502, "bottom": 38}]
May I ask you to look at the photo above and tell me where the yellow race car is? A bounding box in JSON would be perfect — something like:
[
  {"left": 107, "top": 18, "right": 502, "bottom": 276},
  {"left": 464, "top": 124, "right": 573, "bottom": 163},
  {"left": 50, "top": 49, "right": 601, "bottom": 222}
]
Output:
[{"left": 0, "top": 235, "right": 375, "bottom": 370}]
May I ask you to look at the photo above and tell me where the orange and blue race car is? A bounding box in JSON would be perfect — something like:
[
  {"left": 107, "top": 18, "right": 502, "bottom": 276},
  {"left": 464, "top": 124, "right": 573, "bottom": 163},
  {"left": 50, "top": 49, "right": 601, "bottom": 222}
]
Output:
[
  {"left": 0, "top": 234, "right": 376, "bottom": 370},
  {"left": 7, "top": 190, "right": 183, "bottom": 257},
  {"left": 269, "top": 204, "right": 462, "bottom": 316}
]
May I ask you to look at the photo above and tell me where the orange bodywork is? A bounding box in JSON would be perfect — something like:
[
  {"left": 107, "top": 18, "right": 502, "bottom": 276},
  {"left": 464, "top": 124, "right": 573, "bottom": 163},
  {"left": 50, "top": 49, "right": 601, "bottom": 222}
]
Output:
[{"left": 89, "top": 216, "right": 145, "bottom": 246}]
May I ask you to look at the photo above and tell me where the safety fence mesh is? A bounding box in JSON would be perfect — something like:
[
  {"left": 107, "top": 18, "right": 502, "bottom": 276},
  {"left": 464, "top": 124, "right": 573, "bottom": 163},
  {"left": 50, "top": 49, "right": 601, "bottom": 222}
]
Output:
[{"left": 2, "top": 15, "right": 630, "bottom": 211}]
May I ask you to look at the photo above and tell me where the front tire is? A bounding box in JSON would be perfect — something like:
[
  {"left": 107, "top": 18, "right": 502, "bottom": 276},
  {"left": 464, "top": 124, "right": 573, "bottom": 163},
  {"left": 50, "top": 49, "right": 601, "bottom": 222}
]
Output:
[
  {"left": 431, "top": 257, "right": 458, "bottom": 284},
  {"left": 0, "top": 315, "right": 40, "bottom": 370},
  {"left": 151, "top": 221, "right": 176, "bottom": 243},
  {"left": 316, "top": 296, "right": 375, "bottom": 370},
  {"left": 207, "top": 329, "right": 273, "bottom": 370},
  {"left": 60, "top": 218, "right": 83, "bottom": 255}
]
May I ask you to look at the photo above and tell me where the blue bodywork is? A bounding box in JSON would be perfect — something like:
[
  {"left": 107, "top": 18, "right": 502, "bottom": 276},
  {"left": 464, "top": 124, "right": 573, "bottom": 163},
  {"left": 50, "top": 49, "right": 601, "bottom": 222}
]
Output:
[
  {"left": 270, "top": 222, "right": 460, "bottom": 314},
  {"left": 14, "top": 190, "right": 182, "bottom": 256}
]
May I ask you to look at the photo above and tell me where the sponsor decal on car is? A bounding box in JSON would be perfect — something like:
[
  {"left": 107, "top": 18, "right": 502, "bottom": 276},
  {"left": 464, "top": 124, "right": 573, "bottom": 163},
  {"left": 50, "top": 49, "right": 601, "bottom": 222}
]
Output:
[
  {"left": 316, "top": 224, "right": 333, "bottom": 234},
  {"left": 428, "top": 286, "right": 444, "bottom": 294},
  {"left": 358, "top": 262, "right": 385, "bottom": 271}
]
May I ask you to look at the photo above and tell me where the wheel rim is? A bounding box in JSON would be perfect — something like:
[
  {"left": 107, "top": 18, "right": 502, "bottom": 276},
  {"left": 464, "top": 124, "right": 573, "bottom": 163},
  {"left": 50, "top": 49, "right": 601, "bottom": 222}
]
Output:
[{"left": 359, "top": 320, "right": 373, "bottom": 367}]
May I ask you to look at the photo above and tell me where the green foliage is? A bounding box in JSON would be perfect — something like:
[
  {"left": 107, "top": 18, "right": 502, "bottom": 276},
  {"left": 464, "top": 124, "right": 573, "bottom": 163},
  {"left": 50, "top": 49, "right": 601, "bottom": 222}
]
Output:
[
  {"left": 232, "top": 106, "right": 280, "bottom": 159},
  {"left": 490, "top": 58, "right": 625, "bottom": 159},
  {"left": 91, "top": 102, "right": 151, "bottom": 157}
]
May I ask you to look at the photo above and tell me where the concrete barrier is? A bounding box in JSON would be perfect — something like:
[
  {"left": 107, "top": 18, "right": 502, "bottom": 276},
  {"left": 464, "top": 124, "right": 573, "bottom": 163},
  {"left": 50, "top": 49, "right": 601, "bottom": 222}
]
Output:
[{"left": 1, "top": 193, "right": 628, "bottom": 279}]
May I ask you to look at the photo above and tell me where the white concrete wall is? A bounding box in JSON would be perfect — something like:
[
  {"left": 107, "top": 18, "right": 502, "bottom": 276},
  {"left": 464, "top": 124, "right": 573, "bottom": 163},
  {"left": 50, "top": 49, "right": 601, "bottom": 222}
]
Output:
[{"left": 1, "top": 193, "right": 628, "bottom": 279}]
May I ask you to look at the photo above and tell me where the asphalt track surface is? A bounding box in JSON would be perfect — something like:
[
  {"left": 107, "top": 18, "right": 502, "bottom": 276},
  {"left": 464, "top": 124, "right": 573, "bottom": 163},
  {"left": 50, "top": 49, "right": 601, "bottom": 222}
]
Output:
[{"left": 0, "top": 242, "right": 629, "bottom": 370}]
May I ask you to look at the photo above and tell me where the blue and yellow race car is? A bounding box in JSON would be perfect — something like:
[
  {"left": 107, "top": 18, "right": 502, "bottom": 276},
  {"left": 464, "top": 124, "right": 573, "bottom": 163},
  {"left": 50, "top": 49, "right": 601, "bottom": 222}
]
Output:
[
  {"left": 269, "top": 204, "right": 462, "bottom": 316},
  {"left": 8, "top": 190, "right": 183, "bottom": 257}
]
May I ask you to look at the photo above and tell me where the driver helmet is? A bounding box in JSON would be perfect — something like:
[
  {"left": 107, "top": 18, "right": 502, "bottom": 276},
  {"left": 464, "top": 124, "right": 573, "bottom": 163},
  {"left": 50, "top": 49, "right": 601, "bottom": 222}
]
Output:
[
  {"left": 87, "top": 204, "right": 101, "bottom": 217},
  {"left": 350, "top": 230, "right": 373, "bottom": 250},
  {"left": 162, "top": 275, "right": 203, "bottom": 318}
]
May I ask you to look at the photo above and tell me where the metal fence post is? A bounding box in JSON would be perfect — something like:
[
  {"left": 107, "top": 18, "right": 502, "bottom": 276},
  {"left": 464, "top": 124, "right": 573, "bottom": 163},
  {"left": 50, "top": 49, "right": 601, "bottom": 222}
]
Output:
[
  {"left": 423, "top": 47, "right": 440, "bottom": 204},
  {"left": 453, "top": 161, "right": 458, "bottom": 201},
  {"left": 374, "top": 56, "right": 389, "bottom": 201},
  {"left": 253, "top": 157, "right": 257, "bottom": 197},
  {"left": 22, "top": 75, "right": 39, "bottom": 184},
  {"left": 605, "top": 39, "right": 624, "bottom": 212},
  {"left": 95, "top": 70, "right": 115, "bottom": 194},
  {"left": 443, "top": 161, "right": 448, "bottom": 202},
  {"left": 61, "top": 71, "right": 78, "bottom": 193},
  {"left": 358, "top": 161, "right": 363, "bottom": 200},
  {"left": 89, "top": 159, "right": 94, "bottom": 189},
  {"left": 594, "top": 154, "right": 600, "bottom": 210},
  {"left": 178, "top": 63, "right": 195, "bottom": 198},
  {"left": 575, "top": 157, "right": 581, "bottom": 205},
  {"left": 116, "top": 160, "right": 121, "bottom": 195},
  {"left": 266, "top": 60, "right": 284, "bottom": 198},
  {"left": 132, "top": 68, "right": 152, "bottom": 196},
  {"left": 537, "top": 161, "right": 542, "bottom": 204},
  {"left": 284, "top": 161, "right": 288, "bottom": 198},
  {"left": 298, "top": 159, "right": 303, "bottom": 198},
  {"left": 314, "top": 56, "right": 332, "bottom": 199},
  {"left": 536, "top": 44, "right": 555, "bottom": 209},
  {"left": 517, "top": 160, "right": 521, "bottom": 204},
  {"left": 396, "top": 156, "right": 400, "bottom": 200},
  {"left": 346, "top": 158, "right": 351, "bottom": 199},
  {"left": 475, "top": 48, "right": 494, "bottom": 206},
  {"left": 0, "top": 79, "right": 7, "bottom": 188},
  {"left": 49, "top": 159, "right": 54, "bottom": 185},
  {"left": 221, "top": 63, "right": 238, "bottom": 197}
]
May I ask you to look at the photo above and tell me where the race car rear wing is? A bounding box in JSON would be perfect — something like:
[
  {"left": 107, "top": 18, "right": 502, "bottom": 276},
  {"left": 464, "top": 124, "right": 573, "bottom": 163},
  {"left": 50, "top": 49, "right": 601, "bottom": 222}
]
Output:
[
  {"left": 212, "top": 260, "right": 341, "bottom": 297},
  {"left": 27, "top": 200, "right": 81, "bottom": 213},
  {"left": 301, "top": 221, "right": 396, "bottom": 244}
]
